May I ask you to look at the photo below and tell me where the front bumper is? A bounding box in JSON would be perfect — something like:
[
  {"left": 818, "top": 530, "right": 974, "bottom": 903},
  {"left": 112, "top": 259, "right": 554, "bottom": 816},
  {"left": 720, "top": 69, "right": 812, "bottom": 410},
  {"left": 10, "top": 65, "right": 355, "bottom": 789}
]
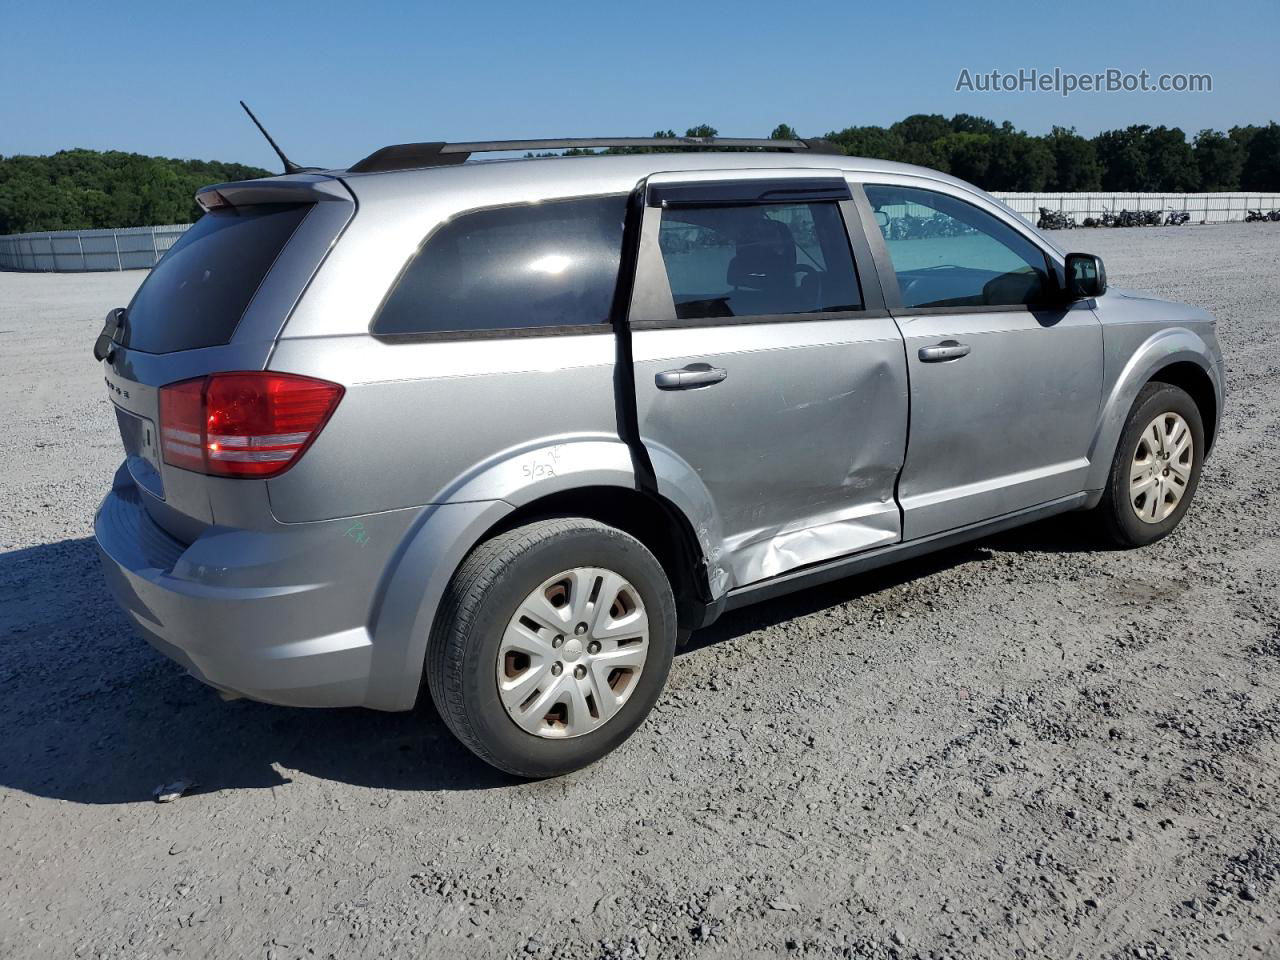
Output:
[{"left": 94, "top": 465, "right": 418, "bottom": 709}]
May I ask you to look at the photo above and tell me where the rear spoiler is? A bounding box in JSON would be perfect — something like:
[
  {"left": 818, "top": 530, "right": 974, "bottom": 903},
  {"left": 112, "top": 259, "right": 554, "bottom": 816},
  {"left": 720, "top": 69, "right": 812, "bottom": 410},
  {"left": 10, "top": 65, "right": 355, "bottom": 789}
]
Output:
[{"left": 195, "top": 175, "right": 350, "bottom": 212}]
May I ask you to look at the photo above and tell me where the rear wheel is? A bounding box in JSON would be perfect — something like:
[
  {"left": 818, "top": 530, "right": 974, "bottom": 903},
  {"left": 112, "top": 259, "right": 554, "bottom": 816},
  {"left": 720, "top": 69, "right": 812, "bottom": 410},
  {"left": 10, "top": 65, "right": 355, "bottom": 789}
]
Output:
[
  {"left": 427, "top": 518, "right": 677, "bottom": 778},
  {"left": 1094, "top": 382, "right": 1204, "bottom": 547}
]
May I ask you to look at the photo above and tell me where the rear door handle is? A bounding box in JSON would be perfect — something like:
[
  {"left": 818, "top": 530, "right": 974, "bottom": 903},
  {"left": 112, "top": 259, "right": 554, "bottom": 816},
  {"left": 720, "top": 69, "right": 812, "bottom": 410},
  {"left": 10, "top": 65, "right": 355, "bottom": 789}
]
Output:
[
  {"left": 655, "top": 363, "right": 728, "bottom": 390},
  {"left": 918, "top": 341, "right": 971, "bottom": 363}
]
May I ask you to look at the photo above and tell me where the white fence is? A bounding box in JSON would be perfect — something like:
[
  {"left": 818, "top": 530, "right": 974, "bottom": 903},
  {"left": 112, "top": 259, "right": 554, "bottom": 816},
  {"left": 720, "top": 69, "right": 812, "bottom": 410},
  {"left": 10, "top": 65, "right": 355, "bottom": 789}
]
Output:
[
  {"left": 994, "top": 192, "right": 1280, "bottom": 225},
  {"left": 0, "top": 223, "right": 191, "bottom": 272},
  {"left": 2, "top": 191, "right": 1280, "bottom": 272}
]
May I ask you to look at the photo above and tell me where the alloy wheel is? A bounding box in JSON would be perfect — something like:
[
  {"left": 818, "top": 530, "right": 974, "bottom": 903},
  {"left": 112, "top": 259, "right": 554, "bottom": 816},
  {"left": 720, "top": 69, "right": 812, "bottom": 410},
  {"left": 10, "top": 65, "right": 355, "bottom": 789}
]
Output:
[{"left": 1129, "top": 411, "right": 1194, "bottom": 524}]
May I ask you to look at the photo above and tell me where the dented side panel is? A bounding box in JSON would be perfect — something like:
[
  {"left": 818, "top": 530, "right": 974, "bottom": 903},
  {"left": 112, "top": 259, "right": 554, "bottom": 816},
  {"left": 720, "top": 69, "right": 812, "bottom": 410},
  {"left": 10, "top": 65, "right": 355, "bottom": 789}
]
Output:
[{"left": 630, "top": 318, "right": 909, "bottom": 591}]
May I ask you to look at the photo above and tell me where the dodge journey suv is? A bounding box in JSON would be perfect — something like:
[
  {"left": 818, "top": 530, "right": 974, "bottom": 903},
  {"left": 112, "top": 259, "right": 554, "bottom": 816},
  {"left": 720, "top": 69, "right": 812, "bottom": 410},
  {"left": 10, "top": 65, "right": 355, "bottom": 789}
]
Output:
[{"left": 94, "top": 136, "right": 1224, "bottom": 777}]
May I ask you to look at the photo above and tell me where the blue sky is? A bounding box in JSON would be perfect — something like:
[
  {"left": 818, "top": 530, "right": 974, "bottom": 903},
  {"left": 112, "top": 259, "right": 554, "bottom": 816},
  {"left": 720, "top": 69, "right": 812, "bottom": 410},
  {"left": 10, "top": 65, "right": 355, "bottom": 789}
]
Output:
[{"left": 3, "top": 0, "right": 1276, "bottom": 170}]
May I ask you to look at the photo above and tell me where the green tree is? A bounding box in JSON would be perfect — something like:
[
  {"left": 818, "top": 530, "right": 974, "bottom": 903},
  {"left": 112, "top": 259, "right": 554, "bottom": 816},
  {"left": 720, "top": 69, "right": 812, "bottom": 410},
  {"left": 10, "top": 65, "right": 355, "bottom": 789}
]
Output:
[
  {"left": 891, "top": 113, "right": 952, "bottom": 144},
  {"left": 0, "top": 149, "right": 270, "bottom": 234},
  {"left": 1144, "top": 126, "right": 1198, "bottom": 191},
  {"left": 1044, "top": 126, "right": 1102, "bottom": 191},
  {"left": 1237, "top": 122, "right": 1280, "bottom": 190},
  {"left": 950, "top": 113, "right": 998, "bottom": 136},
  {"left": 986, "top": 133, "right": 1054, "bottom": 191},
  {"left": 822, "top": 125, "right": 901, "bottom": 160},
  {"left": 770, "top": 123, "right": 798, "bottom": 140},
  {"left": 941, "top": 132, "right": 992, "bottom": 185},
  {"left": 1093, "top": 125, "right": 1199, "bottom": 191},
  {"left": 1095, "top": 126, "right": 1150, "bottom": 191},
  {"left": 1193, "top": 129, "right": 1243, "bottom": 191}
]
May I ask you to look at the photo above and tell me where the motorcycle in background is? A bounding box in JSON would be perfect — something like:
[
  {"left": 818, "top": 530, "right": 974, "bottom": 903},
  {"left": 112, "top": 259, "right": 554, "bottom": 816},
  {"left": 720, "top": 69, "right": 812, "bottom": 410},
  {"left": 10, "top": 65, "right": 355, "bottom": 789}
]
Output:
[{"left": 1036, "top": 207, "right": 1077, "bottom": 230}]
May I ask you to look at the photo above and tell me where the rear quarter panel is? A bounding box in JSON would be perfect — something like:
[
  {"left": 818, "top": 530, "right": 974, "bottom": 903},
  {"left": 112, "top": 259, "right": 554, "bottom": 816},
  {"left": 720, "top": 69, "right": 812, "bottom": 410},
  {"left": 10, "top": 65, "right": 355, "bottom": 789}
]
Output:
[
  {"left": 266, "top": 166, "right": 655, "bottom": 522},
  {"left": 265, "top": 333, "right": 623, "bottom": 521}
]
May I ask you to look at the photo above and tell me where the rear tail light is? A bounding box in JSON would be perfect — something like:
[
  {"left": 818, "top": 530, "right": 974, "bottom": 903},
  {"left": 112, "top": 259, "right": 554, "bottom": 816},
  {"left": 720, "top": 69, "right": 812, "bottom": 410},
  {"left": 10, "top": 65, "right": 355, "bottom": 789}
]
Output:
[{"left": 159, "top": 372, "right": 344, "bottom": 478}]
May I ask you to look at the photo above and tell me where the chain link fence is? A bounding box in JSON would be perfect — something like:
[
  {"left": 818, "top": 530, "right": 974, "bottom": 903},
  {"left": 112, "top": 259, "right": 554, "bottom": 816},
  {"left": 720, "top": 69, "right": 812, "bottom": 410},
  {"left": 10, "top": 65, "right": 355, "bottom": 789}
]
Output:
[{"left": 0, "top": 223, "right": 191, "bottom": 272}]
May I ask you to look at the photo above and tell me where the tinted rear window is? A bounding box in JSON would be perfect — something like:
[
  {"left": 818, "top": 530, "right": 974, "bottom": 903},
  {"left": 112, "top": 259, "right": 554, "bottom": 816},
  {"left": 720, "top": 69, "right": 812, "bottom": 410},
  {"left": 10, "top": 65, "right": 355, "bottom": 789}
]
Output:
[
  {"left": 123, "top": 203, "right": 310, "bottom": 353},
  {"left": 373, "top": 195, "right": 627, "bottom": 337}
]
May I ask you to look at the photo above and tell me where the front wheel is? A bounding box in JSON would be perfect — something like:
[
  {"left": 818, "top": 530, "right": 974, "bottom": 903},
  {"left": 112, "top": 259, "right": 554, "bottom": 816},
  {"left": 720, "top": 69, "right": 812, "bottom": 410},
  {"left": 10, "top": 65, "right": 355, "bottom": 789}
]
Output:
[
  {"left": 1094, "top": 382, "right": 1205, "bottom": 547},
  {"left": 426, "top": 518, "right": 677, "bottom": 778}
]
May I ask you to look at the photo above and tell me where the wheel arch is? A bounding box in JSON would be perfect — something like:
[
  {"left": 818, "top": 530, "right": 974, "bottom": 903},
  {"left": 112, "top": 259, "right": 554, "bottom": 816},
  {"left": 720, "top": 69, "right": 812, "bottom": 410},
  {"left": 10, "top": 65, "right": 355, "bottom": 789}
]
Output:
[
  {"left": 1148, "top": 360, "right": 1219, "bottom": 455},
  {"left": 364, "top": 439, "right": 719, "bottom": 711},
  {"left": 1086, "top": 328, "right": 1223, "bottom": 493},
  {"left": 481, "top": 485, "right": 715, "bottom": 636}
]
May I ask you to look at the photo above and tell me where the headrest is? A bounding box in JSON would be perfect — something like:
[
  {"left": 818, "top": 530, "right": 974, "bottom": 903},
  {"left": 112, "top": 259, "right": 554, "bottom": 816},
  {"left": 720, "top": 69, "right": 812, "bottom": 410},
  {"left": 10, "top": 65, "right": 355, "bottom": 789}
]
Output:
[{"left": 726, "top": 217, "right": 797, "bottom": 290}]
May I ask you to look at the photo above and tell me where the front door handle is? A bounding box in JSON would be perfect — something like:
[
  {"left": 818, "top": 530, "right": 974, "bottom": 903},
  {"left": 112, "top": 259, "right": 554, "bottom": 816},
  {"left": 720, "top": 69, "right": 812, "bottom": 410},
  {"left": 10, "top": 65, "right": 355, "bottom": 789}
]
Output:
[
  {"left": 655, "top": 363, "right": 728, "bottom": 390},
  {"left": 918, "top": 341, "right": 971, "bottom": 363}
]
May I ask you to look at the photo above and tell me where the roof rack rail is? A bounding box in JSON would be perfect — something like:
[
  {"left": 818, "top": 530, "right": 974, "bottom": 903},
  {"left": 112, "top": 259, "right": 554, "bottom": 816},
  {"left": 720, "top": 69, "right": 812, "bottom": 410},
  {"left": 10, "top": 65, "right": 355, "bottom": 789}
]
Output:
[{"left": 347, "top": 137, "right": 844, "bottom": 174}]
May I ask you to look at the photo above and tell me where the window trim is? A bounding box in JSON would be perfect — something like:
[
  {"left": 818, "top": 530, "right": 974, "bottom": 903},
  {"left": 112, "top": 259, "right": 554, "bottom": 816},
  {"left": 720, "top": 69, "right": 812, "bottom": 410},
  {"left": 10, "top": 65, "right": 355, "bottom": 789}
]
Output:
[
  {"left": 367, "top": 191, "right": 632, "bottom": 343},
  {"left": 628, "top": 189, "right": 884, "bottom": 328},
  {"left": 371, "top": 322, "right": 616, "bottom": 344},
  {"left": 855, "top": 181, "right": 1062, "bottom": 313},
  {"left": 631, "top": 308, "right": 890, "bottom": 332},
  {"left": 647, "top": 177, "right": 852, "bottom": 208}
]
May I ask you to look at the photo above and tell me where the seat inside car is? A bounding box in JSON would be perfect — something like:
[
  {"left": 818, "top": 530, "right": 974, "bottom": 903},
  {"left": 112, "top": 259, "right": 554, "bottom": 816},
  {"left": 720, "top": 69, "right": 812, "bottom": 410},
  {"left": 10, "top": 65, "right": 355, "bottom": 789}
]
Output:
[{"left": 726, "top": 217, "right": 812, "bottom": 315}]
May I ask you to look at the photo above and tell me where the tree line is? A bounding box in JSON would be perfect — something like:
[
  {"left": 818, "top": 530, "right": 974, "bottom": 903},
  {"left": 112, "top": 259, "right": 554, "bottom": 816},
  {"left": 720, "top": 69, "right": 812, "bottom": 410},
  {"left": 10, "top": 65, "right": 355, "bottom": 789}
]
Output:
[
  {"left": 0, "top": 150, "right": 269, "bottom": 235},
  {"left": 2, "top": 115, "right": 1278, "bottom": 234},
  {"left": 587, "top": 118, "right": 1279, "bottom": 195},
  {"left": 818, "top": 117, "right": 1280, "bottom": 194}
]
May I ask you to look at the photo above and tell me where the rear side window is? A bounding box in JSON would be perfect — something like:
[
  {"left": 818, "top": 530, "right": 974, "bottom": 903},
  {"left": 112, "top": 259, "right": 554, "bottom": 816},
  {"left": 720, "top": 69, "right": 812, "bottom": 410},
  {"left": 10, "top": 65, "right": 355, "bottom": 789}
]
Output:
[
  {"left": 657, "top": 202, "right": 862, "bottom": 320},
  {"left": 124, "top": 204, "right": 311, "bottom": 353},
  {"left": 374, "top": 195, "right": 627, "bottom": 337}
]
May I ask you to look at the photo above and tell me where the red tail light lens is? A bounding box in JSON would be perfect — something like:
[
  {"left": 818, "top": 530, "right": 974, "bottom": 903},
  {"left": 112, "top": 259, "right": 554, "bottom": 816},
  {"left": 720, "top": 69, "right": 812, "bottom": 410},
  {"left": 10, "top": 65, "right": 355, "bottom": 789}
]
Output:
[
  {"left": 158, "top": 379, "right": 207, "bottom": 473},
  {"left": 159, "top": 373, "right": 344, "bottom": 478}
]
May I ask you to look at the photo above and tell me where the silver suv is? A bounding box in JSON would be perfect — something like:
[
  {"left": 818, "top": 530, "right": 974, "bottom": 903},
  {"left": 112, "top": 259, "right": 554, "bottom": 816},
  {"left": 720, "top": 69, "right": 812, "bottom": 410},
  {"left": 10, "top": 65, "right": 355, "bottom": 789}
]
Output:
[{"left": 94, "top": 136, "right": 1224, "bottom": 777}]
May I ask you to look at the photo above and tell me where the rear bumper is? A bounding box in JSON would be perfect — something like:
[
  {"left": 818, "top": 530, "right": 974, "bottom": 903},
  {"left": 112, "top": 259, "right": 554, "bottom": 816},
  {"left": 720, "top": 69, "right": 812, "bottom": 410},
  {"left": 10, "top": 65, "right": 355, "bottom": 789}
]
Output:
[{"left": 94, "top": 464, "right": 419, "bottom": 709}]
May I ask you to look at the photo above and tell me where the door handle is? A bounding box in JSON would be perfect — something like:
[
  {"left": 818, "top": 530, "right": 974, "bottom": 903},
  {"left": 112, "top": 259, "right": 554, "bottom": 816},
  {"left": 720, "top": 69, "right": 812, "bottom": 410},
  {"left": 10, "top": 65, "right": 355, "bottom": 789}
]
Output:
[
  {"left": 918, "top": 341, "right": 971, "bottom": 363},
  {"left": 655, "top": 363, "right": 728, "bottom": 390}
]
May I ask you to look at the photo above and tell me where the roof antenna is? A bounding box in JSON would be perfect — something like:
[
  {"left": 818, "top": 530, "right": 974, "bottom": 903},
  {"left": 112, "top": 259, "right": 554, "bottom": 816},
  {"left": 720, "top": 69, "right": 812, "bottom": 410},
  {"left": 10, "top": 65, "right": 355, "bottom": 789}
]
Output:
[{"left": 239, "top": 100, "right": 306, "bottom": 175}]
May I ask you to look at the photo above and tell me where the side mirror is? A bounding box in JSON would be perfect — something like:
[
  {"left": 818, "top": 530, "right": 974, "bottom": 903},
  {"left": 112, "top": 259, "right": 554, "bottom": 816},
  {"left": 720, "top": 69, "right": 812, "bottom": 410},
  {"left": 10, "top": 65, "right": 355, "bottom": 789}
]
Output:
[{"left": 1064, "top": 252, "right": 1107, "bottom": 300}]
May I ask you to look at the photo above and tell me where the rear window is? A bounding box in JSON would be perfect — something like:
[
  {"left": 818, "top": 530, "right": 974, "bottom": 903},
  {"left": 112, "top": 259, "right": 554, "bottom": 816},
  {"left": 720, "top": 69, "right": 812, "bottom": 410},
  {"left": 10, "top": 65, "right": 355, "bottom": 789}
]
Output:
[
  {"left": 123, "top": 203, "right": 311, "bottom": 353},
  {"left": 373, "top": 195, "right": 627, "bottom": 337}
]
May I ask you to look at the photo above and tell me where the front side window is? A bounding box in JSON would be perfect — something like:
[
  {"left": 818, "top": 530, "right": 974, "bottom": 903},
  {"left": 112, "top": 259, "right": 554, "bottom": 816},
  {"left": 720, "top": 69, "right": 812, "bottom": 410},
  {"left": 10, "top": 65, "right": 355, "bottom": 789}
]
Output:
[
  {"left": 374, "top": 195, "right": 627, "bottom": 336},
  {"left": 864, "top": 185, "right": 1051, "bottom": 309},
  {"left": 657, "top": 202, "right": 862, "bottom": 320}
]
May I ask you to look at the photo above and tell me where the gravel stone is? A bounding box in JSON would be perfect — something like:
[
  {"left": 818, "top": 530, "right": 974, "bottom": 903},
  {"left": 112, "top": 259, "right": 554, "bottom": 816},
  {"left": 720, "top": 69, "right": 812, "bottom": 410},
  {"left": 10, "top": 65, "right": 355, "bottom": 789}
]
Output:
[{"left": 2, "top": 224, "right": 1280, "bottom": 957}]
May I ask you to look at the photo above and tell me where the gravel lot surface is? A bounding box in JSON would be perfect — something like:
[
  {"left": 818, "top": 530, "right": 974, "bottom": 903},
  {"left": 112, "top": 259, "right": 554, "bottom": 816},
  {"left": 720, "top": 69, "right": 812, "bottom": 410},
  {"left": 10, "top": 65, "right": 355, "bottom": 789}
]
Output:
[{"left": 2, "top": 224, "right": 1279, "bottom": 960}]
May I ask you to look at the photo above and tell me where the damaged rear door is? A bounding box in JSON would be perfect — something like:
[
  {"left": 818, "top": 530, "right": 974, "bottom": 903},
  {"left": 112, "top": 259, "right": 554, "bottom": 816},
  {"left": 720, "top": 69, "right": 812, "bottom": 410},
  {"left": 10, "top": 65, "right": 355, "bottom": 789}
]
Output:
[{"left": 627, "top": 171, "right": 908, "bottom": 590}]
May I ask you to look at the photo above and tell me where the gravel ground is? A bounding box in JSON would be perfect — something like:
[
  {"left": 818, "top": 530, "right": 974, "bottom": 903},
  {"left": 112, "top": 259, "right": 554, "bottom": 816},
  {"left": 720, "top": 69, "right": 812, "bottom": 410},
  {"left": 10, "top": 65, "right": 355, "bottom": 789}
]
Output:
[{"left": 2, "top": 224, "right": 1279, "bottom": 960}]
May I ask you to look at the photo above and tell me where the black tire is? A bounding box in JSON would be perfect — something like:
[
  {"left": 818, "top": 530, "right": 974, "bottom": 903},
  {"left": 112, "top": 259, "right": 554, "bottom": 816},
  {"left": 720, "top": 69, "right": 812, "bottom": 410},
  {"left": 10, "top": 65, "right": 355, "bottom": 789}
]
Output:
[
  {"left": 426, "top": 518, "right": 677, "bottom": 778},
  {"left": 1094, "top": 382, "right": 1205, "bottom": 547}
]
